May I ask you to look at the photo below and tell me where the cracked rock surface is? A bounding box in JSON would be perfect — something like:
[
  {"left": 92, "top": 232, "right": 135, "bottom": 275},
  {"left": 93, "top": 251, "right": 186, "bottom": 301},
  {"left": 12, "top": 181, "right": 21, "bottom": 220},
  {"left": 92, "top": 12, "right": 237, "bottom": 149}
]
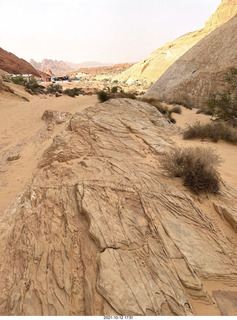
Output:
[{"left": 0, "top": 99, "right": 236, "bottom": 315}]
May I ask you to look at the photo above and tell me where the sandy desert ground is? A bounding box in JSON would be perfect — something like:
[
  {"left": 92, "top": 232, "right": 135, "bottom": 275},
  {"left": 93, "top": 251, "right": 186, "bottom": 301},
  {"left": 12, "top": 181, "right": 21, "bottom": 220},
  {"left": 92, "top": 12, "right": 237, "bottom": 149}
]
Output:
[
  {"left": 0, "top": 84, "right": 237, "bottom": 315},
  {"left": 171, "top": 106, "right": 237, "bottom": 190},
  {"left": 0, "top": 83, "right": 97, "bottom": 214},
  {"left": 0, "top": 85, "right": 236, "bottom": 216}
]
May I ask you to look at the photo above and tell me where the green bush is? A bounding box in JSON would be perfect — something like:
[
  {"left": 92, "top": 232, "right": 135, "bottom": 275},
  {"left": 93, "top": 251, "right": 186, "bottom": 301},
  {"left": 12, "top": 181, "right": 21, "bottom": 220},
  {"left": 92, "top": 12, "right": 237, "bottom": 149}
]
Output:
[
  {"left": 11, "top": 76, "right": 24, "bottom": 85},
  {"left": 183, "top": 121, "right": 237, "bottom": 144},
  {"left": 111, "top": 86, "right": 118, "bottom": 93},
  {"left": 11, "top": 76, "right": 44, "bottom": 95},
  {"left": 63, "top": 87, "right": 82, "bottom": 97},
  {"left": 25, "top": 78, "right": 45, "bottom": 95},
  {"left": 1, "top": 74, "right": 10, "bottom": 82},
  {"left": 206, "top": 68, "right": 237, "bottom": 120},
  {"left": 46, "top": 83, "right": 63, "bottom": 94},
  {"left": 97, "top": 90, "right": 137, "bottom": 103},
  {"left": 97, "top": 90, "right": 110, "bottom": 102},
  {"left": 160, "top": 147, "right": 221, "bottom": 194}
]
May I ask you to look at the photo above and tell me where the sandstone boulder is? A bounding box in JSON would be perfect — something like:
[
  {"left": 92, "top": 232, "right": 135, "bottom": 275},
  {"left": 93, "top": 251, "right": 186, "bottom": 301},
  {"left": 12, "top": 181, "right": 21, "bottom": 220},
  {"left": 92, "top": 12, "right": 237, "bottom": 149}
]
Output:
[{"left": 0, "top": 99, "right": 236, "bottom": 315}]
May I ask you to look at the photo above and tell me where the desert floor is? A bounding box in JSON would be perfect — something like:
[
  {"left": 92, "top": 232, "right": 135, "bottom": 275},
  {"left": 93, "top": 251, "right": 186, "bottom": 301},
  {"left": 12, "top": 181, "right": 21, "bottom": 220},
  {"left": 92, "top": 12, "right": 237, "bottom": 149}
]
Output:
[
  {"left": 1, "top": 87, "right": 236, "bottom": 214},
  {"left": 0, "top": 87, "right": 237, "bottom": 315},
  {"left": 171, "top": 106, "right": 237, "bottom": 190},
  {"left": 0, "top": 83, "right": 97, "bottom": 214}
]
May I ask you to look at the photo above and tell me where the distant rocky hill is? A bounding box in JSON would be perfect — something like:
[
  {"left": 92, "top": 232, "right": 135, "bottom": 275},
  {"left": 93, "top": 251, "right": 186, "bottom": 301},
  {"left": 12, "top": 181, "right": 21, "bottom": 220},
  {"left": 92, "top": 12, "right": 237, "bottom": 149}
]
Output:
[
  {"left": 31, "top": 59, "right": 133, "bottom": 77},
  {"left": 66, "top": 61, "right": 114, "bottom": 69},
  {"left": 115, "top": 0, "right": 237, "bottom": 84},
  {"left": 30, "top": 59, "right": 73, "bottom": 76},
  {"left": 145, "top": 15, "right": 237, "bottom": 108},
  {"left": 0, "top": 48, "right": 40, "bottom": 77},
  {"left": 37, "top": 69, "right": 54, "bottom": 78},
  {"left": 70, "top": 63, "right": 134, "bottom": 77}
]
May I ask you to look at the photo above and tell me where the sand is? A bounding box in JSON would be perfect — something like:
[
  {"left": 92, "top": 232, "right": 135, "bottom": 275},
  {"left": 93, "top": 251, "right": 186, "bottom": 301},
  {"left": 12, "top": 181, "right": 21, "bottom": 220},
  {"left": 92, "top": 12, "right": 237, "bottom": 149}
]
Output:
[
  {"left": 0, "top": 83, "right": 98, "bottom": 214},
  {"left": 0, "top": 89, "right": 237, "bottom": 315},
  {"left": 171, "top": 106, "right": 237, "bottom": 189}
]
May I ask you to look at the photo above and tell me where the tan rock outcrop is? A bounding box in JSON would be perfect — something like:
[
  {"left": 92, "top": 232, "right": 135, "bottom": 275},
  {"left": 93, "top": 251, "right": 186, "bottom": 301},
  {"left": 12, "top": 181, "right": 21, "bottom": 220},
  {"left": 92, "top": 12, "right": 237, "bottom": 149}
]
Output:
[
  {"left": 0, "top": 99, "right": 236, "bottom": 315},
  {"left": 114, "top": 0, "right": 237, "bottom": 85},
  {"left": 145, "top": 15, "right": 237, "bottom": 108}
]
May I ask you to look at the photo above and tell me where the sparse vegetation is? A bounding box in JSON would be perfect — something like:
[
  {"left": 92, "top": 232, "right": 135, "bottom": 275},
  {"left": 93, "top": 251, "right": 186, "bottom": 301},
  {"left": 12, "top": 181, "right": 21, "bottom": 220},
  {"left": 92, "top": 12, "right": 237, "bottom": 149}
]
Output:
[
  {"left": 111, "top": 86, "right": 118, "bottom": 93},
  {"left": 63, "top": 87, "right": 83, "bottom": 97},
  {"left": 11, "top": 76, "right": 24, "bottom": 85},
  {"left": 97, "top": 90, "right": 137, "bottom": 103},
  {"left": 46, "top": 83, "right": 63, "bottom": 94},
  {"left": 10, "top": 76, "right": 45, "bottom": 95},
  {"left": 24, "top": 78, "right": 45, "bottom": 95},
  {"left": 1, "top": 74, "right": 10, "bottom": 82},
  {"left": 170, "top": 106, "right": 182, "bottom": 114},
  {"left": 141, "top": 98, "right": 176, "bottom": 123},
  {"left": 183, "top": 121, "right": 237, "bottom": 144},
  {"left": 97, "top": 90, "right": 110, "bottom": 102},
  {"left": 160, "top": 147, "right": 221, "bottom": 194},
  {"left": 206, "top": 68, "right": 237, "bottom": 120},
  {"left": 196, "top": 108, "right": 213, "bottom": 115},
  {"left": 169, "top": 100, "right": 193, "bottom": 110}
]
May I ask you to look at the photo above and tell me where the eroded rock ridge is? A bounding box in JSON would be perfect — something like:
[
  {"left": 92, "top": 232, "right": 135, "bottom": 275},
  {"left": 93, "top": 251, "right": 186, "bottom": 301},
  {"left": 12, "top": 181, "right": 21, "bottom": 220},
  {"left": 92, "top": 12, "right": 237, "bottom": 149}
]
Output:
[{"left": 0, "top": 99, "right": 236, "bottom": 315}]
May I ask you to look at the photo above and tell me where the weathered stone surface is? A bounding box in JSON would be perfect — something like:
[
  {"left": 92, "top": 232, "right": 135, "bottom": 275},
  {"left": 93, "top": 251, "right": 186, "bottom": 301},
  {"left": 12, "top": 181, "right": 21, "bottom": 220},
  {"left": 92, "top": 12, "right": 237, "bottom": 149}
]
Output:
[
  {"left": 213, "top": 291, "right": 237, "bottom": 315},
  {"left": 145, "top": 15, "right": 237, "bottom": 108},
  {"left": 42, "top": 109, "right": 72, "bottom": 124},
  {"left": 115, "top": 0, "right": 237, "bottom": 85},
  {"left": 0, "top": 99, "right": 236, "bottom": 315}
]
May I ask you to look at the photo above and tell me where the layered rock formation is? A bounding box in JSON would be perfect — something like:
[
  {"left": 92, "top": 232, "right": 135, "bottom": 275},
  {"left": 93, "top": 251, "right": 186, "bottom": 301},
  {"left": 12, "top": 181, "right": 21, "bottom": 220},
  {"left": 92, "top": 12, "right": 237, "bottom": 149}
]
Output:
[
  {"left": 0, "top": 48, "right": 40, "bottom": 77},
  {"left": 0, "top": 99, "right": 236, "bottom": 316},
  {"left": 145, "top": 15, "right": 237, "bottom": 108},
  {"left": 114, "top": 0, "right": 237, "bottom": 84}
]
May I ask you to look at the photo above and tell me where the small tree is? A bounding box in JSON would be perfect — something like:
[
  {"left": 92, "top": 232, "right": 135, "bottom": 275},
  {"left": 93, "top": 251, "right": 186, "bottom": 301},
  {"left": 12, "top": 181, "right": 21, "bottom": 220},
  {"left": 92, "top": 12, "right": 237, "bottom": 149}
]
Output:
[
  {"left": 206, "top": 68, "right": 237, "bottom": 121},
  {"left": 97, "top": 90, "right": 109, "bottom": 102}
]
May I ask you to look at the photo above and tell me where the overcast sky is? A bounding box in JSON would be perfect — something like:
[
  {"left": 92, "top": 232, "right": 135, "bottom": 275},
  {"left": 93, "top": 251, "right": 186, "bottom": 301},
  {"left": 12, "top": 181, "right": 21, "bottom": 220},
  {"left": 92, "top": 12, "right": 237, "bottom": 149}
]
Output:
[{"left": 0, "top": 0, "right": 221, "bottom": 64}]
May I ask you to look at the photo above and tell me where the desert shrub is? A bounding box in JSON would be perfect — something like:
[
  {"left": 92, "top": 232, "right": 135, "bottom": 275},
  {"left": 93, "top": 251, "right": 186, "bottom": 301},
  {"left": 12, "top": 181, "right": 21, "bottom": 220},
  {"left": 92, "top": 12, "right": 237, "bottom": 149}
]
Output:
[
  {"left": 97, "top": 90, "right": 137, "bottom": 103},
  {"left": 11, "top": 76, "right": 24, "bottom": 85},
  {"left": 141, "top": 97, "right": 176, "bottom": 123},
  {"left": 1, "top": 74, "right": 10, "bottom": 82},
  {"left": 206, "top": 92, "right": 237, "bottom": 120},
  {"left": 25, "top": 78, "right": 45, "bottom": 95},
  {"left": 206, "top": 68, "right": 237, "bottom": 120},
  {"left": 183, "top": 121, "right": 237, "bottom": 144},
  {"left": 169, "top": 100, "right": 193, "bottom": 110},
  {"left": 63, "top": 87, "right": 82, "bottom": 97},
  {"left": 97, "top": 90, "right": 110, "bottom": 102},
  {"left": 125, "top": 93, "right": 137, "bottom": 99},
  {"left": 160, "top": 147, "right": 221, "bottom": 194},
  {"left": 196, "top": 108, "right": 213, "bottom": 115},
  {"left": 46, "top": 83, "right": 63, "bottom": 94},
  {"left": 10, "top": 76, "right": 44, "bottom": 94},
  {"left": 111, "top": 86, "right": 118, "bottom": 93},
  {"left": 170, "top": 106, "right": 182, "bottom": 114}
]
